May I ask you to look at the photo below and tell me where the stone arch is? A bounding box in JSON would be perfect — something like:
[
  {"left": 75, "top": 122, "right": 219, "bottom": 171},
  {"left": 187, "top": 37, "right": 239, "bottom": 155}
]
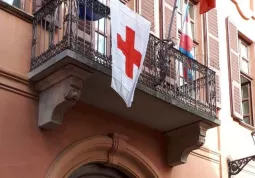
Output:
[{"left": 46, "top": 133, "right": 162, "bottom": 178}]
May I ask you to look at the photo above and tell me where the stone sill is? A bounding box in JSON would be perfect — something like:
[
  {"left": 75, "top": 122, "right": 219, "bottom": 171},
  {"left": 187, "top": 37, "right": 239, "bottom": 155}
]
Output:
[
  {"left": 240, "top": 121, "right": 255, "bottom": 131},
  {"left": 233, "top": 116, "right": 255, "bottom": 131}
]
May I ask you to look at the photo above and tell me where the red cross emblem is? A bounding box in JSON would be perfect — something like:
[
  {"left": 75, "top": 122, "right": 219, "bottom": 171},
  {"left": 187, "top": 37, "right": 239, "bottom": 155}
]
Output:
[{"left": 117, "top": 26, "right": 142, "bottom": 79}]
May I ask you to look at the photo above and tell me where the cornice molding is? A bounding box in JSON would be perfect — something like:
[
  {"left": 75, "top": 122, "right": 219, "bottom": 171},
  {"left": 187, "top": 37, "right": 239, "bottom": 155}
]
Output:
[
  {"left": 232, "top": 0, "right": 255, "bottom": 20},
  {"left": 191, "top": 147, "right": 221, "bottom": 164},
  {"left": 0, "top": 67, "right": 38, "bottom": 99}
]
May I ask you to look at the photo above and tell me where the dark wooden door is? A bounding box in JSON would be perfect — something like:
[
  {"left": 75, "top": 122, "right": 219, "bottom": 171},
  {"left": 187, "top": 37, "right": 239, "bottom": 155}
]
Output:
[{"left": 68, "top": 164, "right": 129, "bottom": 178}]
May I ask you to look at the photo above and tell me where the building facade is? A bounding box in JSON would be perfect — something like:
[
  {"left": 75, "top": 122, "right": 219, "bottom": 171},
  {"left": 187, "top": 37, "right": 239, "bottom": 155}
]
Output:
[{"left": 0, "top": 0, "right": 255, "bottom": 177}]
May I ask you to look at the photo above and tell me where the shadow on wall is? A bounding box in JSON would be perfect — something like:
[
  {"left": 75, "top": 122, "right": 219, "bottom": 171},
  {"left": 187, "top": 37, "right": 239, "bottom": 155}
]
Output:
[{"left": 168, "top": 145, "right": 221, "bottom": 178}]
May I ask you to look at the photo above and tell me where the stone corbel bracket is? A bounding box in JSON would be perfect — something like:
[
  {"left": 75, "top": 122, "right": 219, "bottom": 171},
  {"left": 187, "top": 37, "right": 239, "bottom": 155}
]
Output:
[
  {"left": 165, "top": 121, "right": 210, "bottom": 167},
  {"left": 31, "top": 64, "right": 91, "bottom": 129}
]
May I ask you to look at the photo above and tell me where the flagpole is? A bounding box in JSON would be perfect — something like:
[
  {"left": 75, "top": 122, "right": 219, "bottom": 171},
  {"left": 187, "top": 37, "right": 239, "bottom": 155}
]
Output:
[
  {"left": 155, "top": 0, "right": 178, "bottom": 87},
  {"left": 176, "top": 0, "right": 190, "bottom": 86},
  {"left": 167, "top": 0, "right": 178, "bottom": 40}
]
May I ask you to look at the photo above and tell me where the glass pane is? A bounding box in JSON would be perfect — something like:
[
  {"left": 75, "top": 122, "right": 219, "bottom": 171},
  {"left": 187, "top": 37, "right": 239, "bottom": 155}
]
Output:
[
  {"left": 241, "top": 84, "right": 249, "bottom": 98},
  {"left": 95, "top": 20, "right": 98, "bottom": 29},
  {"left": 95, "top": 33, "right": 105, "bottom": 53},
  {"left": 241, "top": 76, "right": 249, "bottom": 84},
  {"left": 241, "top": 59, "right": 249, "bottom": 73},
  {"left": 242, "top": 101, "right": 250, "bottom": 115},
  {"left": 179, "top": 62, "right": 184, "bottom": 77},
  {"left": 12, "top": 0, "right": 21, "bottom": 8},
  {"left": 191, "top": 47, "right": 195, "bottom": 59},
  {"left": 191, "top": 22, "right": 195, "bottom": 38},
  {"left": 177, "top": 13, "right": 182, "bottom": 30},
  {"left": 99, "top": 34, "right": 106, "bottom": 54},
  {"left": 180, "top": 78, "right": 184, "bottom": 86},
  {"left": 95, "top": 34, "right": 98, "bottom": 51},
  {"left": 183, "top": 3, "right": 188, "bottom": 17},
  {"left": 177, "top": 0, "right": 182, "bottom": 11},
  {"left": 95, "top": 18, "right": 105, "bottom": 32},
  {"left": 189, "top": 3, "right": 194, "bottom": 19},
  {"left": 241, "top": 43, "right": 248, "bottom": 59},
  {"left": 99, "top": 19, "right": 105, "bottom": 32},
  {"left": 4, "top": 0, "right": 21, "bottom": 8},
  {"left": 243, "top": 116, "right": 250, "bottom": 125}
]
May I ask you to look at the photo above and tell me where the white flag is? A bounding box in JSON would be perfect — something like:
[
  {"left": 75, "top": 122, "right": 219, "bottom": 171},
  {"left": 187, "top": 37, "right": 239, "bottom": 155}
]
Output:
[{"left": 110, "top": 0, "right": 151, "bottom": 107}]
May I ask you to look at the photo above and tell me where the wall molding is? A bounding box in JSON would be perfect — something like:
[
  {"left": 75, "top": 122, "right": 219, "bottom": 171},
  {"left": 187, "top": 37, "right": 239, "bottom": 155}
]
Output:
[
  {"left": 242, "top": 163, "right": 255, "bottom": 176},
  {"left": 0, "top": 67, "right": 38, "bottom": 99},
  {"left": 191, "top": 147, "right": 221, "bottom": 164}
]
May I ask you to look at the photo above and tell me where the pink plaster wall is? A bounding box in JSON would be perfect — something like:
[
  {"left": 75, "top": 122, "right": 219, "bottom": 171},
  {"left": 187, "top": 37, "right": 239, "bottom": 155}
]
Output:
[
  {"left": 0, "top": 10, "right": 32, "bottom": 74},
  {"left": 0, "top": 88, "right": 221, "bottom": 178},
  {"left": 0, "top": 5, "right": 221, "bottom": 178}
]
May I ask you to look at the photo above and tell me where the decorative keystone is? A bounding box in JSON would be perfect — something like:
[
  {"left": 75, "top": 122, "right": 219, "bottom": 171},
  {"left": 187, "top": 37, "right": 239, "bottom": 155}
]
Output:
[{"left": 165, "top": 121, "right": 210, "bottom": 167}]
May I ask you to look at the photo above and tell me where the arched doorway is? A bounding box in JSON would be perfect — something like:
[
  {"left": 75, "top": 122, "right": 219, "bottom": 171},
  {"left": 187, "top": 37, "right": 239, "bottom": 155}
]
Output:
[
  {"left": 46, "top": 134, "right": 161, "bottom": 178},
  {"left": 68, "top": 163, "right": 129, "bottom": 178}
]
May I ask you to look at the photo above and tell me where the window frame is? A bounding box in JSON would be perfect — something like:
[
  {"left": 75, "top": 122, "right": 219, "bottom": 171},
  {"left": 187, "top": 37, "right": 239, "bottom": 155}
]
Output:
[
  {"left": 76, "top": 0, "right": 110, "bottom": 56},
  {"left": 177, "top": 0, "right": 198, "bottom": 60},
  {"left": 1, "top": 0, "right": 33, "bottom": 13},
  {"left": 241, "top": 74, "right": 253, "bottom": 126},
  {"left": 94, "top": 0, "right": 109, "bottom": 56},
  {"left": 239, "top": 39, "right": 250, "bottom": 74},
  {"left": 177, "top": 0, "right": 196, "bottom": 39},
  {"left": 176, "top": 0, "right": 198, "bottom": 86}
]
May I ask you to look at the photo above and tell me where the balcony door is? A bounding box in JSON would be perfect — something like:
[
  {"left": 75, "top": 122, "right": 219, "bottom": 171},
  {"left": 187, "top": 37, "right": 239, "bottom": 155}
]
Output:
[{"left": 68, "top": 164, "right": 129, "bottom": 178}]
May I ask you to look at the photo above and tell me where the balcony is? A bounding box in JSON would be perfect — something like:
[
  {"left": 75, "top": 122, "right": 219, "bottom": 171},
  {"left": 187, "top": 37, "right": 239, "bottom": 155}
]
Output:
[{"left": 28, "top": 0, "right": 220, "bottom": 166}]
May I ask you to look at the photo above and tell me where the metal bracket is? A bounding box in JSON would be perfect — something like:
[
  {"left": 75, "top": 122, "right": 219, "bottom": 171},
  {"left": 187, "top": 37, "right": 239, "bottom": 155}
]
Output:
[{"left": 228, "top": 155, "right": 255, "bottom": 177}]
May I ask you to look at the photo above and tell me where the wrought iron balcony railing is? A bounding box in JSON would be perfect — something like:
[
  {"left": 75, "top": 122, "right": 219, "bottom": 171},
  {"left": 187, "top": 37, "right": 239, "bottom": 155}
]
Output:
[{"left": 31, "top": 0, "right": 217, "bottom": 118}]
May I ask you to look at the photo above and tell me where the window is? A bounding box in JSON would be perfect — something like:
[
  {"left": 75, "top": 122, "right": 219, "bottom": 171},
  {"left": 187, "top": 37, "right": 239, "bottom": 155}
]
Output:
[
  {"left": 241, "top": 76, "right": 253, "bottom": 125},
  {"left": 238, "top": 38, "right": 253, "bottom": 125},
  {"left": 95, "top": 33, "right": 106, "bottom": 54},
  {"left": 3, "top": 0, "right": 23, "bottom": 9},
  {"left": 239, "top": 40, "right": 250, "bottom": 74},
  {"left": 176, "top": 0, "right": 197, "bottom": 88},
  {"left": 95, "top": 0, "right": 107, "bottom": 55},
  {"left": 177, "top": 0, "right": 196, "bottom": 59},
  {"left": 177, "top": 0, "right": 195, "bottom": 37},
  {"left": 77, "top": 0, "right": 108, "bottom": 56}
]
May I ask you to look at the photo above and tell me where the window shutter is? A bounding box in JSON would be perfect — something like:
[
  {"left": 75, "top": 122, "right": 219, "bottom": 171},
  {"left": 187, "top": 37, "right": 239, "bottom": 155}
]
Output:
[
  {"left": 140, "top": 0, "right": 158, "bottom": 34},
  {"left": 227, "top": 18, "right": 243, "bottom": 120},
  {"left": 207, "top": 9, "right": 221, "bottom": 106}
]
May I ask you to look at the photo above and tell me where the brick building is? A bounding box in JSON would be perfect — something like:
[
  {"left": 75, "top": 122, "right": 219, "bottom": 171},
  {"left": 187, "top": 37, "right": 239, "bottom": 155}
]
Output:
[{"left": 0, "top": 0, "right": 255, "bottom": 177}]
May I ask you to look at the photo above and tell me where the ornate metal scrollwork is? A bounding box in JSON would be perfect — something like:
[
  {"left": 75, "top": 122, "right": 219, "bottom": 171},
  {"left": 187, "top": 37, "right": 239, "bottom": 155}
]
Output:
[
  {"left": 79, "top": 0, "right": 110, "bottom": 17},
  {"left": 153, "top": 39, "right": 175, "bottom": 87},
  {"left": 228, "top": 155, "right": 255, "bottom": 176},
  {"left": 31, "top": 35, "right": 69, "bottom": 69},
  {"left": 138, "top": 34, "right": 217, "bottom": 117}
]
